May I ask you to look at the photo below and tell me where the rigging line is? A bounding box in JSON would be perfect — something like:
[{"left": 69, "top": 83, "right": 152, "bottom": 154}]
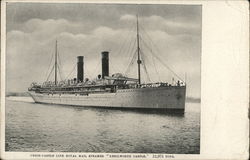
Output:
[
  {"left": 56, "top": 62, "right": 62, "bottom": 81},
  {"left": 128, "top": 35, "right": 137, "bottom": 54},
  {"left": 116, "top": 24, "right": 136, "bottom": 58},
  {"left": 115, "top": 28, "right": 136, "bottom": 73},
  {"left": 44, "top": 51, "right": 54, "bottom": 82},
  {"left": 84, "top": 57, "right": 97, "bottom": 80},
  {"left": 110, "top": 60, "right": 117, "bottom": 74},
  {"left": 140, "top": 26, "right": 154, "bottom": 55},
  {"left": 140, "top": 26, "right": 165, "bottom": 54},
  {"left": 124, "top": 53, "right": 134, "bottom": 75},
  {"left": 57, "top": 50, "right": 61, "bottom": 66},
  {"left": 140, "top": 50, "right": 151, "bottom": 82},
  {"left": 126, "top": 33, "right": 136, "bottom": 58},
  {"left": 139, "top": 36, "right": 161, "bottom": 82},
  {"left": 140, "top": 36, "right": 184, "bottom": 81},
  {"left": 65, "top": 63, "right": 77, "bottom": 80},
  {"left": 141, "top": 38, "right": 183, "bottom": 81},
  {"left": 57, "top": 64, "right": 63, "bottom": 81},
  {"left": 123, "top": 38, "right": 137, "bottom": 73},
  {"left": 93, "top": 60, "right": 101, "bottom": 78},
  {"left": 152, "top": 54, "right": 161, "bottom": 82},
  {"left": 57, "top": 62, "right": 65, "bottom": 80},
  {"left": 124, "top": 49, "right": 137, "bottom": 76},
  {"left": 57, "top": 51, "right": 65, "bottom": 79},
  {"left": 125, "top": 55, "right": 136, "bottom": 76},
  {"left": 118, "top": 30, "right": 136, "bottom": 73},
  {"left": 110, "top": 31, "right": 134, "bottom": 73},
  {"left": 140, "top": 25, "right": 183, "bottom": 80},
  {"left": 124, "top": 38, "right": 137, "bottom": 72},
  {"left": 57, "top": 40, "right": 65, "bottom": 80},
  {"left": 46, "top": 65, "right": 55, "bottom": 82},
  {"left": 129, "top": 38, "right": 137, "bottom": 60},
  {"left": 122, "top": 23, "right": 136, "bottom": 51}
]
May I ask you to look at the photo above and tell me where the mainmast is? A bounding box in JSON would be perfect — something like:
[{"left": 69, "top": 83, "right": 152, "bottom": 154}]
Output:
[
  {"left": 136, "top": 15, "right": 141, "bottom": 85},
  {"left": 55, "top": 40, "right": 58, "bottom": 86}
]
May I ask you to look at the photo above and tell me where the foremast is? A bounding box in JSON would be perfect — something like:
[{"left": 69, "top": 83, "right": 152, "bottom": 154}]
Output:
[
  {"left": 55, "top": 40, "right": 58, "bottom": 86},
  {"left": 136, "top": 15, "right": 141, "bottom": 85}
]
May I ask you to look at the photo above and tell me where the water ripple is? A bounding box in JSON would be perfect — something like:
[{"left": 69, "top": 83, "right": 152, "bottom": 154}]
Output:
[{"left": 5, "top": 99, "right": 200, "bottom": 154}]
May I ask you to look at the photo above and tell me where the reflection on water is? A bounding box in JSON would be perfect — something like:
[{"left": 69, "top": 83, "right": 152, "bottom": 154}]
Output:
[
  {"left": 5, "top": 97, "right": 200, "bottom": 154},
  {"left": 43, "top": 103, "right": 185, "bottom": 117}
]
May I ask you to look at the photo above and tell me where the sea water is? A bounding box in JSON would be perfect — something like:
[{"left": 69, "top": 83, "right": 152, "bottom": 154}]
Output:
[{"left": 5, "top": 97, "right": 200, "bottom": 154}]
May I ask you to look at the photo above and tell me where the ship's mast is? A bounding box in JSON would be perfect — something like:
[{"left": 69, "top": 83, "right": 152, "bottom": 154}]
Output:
[
  {"left": 55, "top": 40, "right": 58, "bottom": 86},
  {"left": 136, "top": 15, "right": 141, "bottom": 85}
]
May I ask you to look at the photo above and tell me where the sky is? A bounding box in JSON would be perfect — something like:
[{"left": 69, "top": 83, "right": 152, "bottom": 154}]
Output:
[{"left": 6, "top": 3, "right": 201, "bottom": 98}]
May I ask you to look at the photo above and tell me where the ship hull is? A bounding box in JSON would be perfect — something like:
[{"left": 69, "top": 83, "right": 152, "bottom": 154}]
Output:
[{"left": 28, "top": 86, "right": 186, "bottom": 110}]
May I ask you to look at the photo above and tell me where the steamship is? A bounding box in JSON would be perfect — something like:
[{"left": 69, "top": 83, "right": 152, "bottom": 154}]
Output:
[{"left": 28, "top": 16, "right": 186, "bottom": 111}]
